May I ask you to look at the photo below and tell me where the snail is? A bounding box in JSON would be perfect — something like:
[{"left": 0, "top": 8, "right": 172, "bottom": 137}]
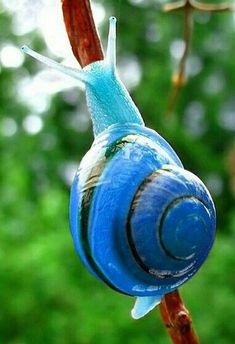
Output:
[{"left": 22, "top": 17, "right": 216, "bottom": 319}]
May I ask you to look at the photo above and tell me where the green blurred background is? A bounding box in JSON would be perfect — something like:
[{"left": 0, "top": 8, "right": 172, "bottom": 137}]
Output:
[{"left": 0, "top": 0, "right": 235, "bottom": 343}]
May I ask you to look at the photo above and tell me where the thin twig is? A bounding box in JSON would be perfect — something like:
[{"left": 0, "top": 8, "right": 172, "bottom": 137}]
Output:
[
  {"left": 164, "top": 0, "right": 235, "bottom": 117},
  {"left": 165, "top": 4, "right": 193, "bottom": 117},
  {"left": 160, "top": 290, "right": 200, "bottom": 344},
  {"left": 61, "top": 0, "right": 104, "bottom": 67},
  {"left": 163, "top": 0, "right": 235, "bottom": 13},
  {"left": 191, "top": 0, "right": 235, "bottom": 12}
]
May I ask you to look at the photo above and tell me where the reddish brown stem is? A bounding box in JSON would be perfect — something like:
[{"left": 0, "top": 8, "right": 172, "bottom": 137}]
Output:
[
  {"left": 61, "top": 0, "right": 104, "bottom": 67},
  {"left": 160, "top": 290, "right": 200, "bottom": 344}
]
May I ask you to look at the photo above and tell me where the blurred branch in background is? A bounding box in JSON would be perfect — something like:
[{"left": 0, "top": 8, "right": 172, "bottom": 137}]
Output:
[
  {"left": 60, "top": 1, "right": 199, "bottom": 343},
  {"left": 164, "top": 0, "right": 235, "bottom": 117}
]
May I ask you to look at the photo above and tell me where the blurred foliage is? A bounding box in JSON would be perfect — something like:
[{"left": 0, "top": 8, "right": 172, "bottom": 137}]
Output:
[{"left": 0, "top": 0, "right": 235, "bottom": 343}]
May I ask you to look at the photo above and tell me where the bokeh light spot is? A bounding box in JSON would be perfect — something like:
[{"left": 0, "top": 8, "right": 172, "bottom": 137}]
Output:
[
  {"left": 23, "top": 114, "right": 43, "bottom": 135},
  {"left": 0, "top": 45, "right": 24, "bottom": 68}
]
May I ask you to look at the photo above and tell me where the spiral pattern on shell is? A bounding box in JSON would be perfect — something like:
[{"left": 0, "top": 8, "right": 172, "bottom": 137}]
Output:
[{"left": 70, "top": 124, "right": 216, "bottom": 297}]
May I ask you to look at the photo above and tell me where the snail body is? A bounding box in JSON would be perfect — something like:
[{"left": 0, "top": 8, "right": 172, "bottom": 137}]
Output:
[{"left": 22, "top": 17, "right": 216, "bottom": 319}]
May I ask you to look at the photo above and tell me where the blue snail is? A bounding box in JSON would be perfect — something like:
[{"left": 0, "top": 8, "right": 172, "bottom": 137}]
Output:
[{"left": 22, "top": 17, "right": 216, "bottom": 319}]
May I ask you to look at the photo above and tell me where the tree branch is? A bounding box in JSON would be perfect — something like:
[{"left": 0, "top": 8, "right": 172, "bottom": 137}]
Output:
[
  {"left": 61, "top": 0, "right": 104, "bottom": 67},
  {"left": 160, "top": 290, "right": 200, "bottom": 344}
]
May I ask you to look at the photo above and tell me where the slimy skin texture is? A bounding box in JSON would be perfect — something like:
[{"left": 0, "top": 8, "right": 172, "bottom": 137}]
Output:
[
  {"left": 22, "top": 17, "right": 216, "bottom": 319},
  {"left": 22, "top": 18, "right": 144, "bottom": 136}
]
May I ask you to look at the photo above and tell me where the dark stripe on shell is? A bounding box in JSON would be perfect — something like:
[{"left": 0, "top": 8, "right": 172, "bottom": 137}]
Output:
[
  {"left": 127, "top": 170, "right": 209, "bottom": 278},
  {"left": 158, "top": 196, "right": 206, "bottom": 261},
  {"left": 126, "top": 170, "right": 175, "bottom": 278},
  {"left": 80, "top": 134, "right": 142, "bottom": 294}
]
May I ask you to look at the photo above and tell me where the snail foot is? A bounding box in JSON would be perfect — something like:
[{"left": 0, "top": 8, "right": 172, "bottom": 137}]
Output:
[{"left": 131, "top": 295, "right": 162, "bottom": 319}]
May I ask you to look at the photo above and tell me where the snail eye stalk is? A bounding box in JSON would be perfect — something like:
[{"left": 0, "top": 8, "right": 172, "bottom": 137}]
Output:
[
  {"left": 105, "top": 16, "right": 117, "bottom": 71},
  {"left": 21, "top": 45, "right": 88, "bottom": 83}
]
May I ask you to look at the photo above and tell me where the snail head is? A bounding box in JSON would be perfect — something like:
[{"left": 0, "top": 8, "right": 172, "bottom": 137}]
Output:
[{"left": 21, "top": 17, "right": 144, "bottom": 136}]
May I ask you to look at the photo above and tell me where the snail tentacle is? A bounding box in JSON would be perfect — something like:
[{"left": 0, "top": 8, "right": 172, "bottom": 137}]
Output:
[
  {"left": 21, "top": 45, "right": 88, "bottom": 83},
  {"left": 106, "top": 16, "right": 117, "bottom": 70}
]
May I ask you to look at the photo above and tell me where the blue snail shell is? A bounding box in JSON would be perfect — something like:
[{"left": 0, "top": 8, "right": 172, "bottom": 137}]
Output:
[{"left": 69, "top": 123, "right": 216, "bottom": 297}]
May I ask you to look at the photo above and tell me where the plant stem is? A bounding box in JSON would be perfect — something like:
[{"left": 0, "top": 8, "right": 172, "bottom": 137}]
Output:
[
  {"left": 164, "top": 0, "right": 234, "bottom": 117},
  {"left": 165, "top": 4, "right": 193, "bottom": 117},
  {"left": 61, "top": 0, "right": 104, "bottom": 67},
  {"left": 160, "top": 290, "right": 200, "bottom": 344}
]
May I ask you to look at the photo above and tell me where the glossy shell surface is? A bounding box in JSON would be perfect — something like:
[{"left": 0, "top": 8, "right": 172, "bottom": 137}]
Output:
[{"left": 70, "top": 123, "right": 216, "bottom": 296}]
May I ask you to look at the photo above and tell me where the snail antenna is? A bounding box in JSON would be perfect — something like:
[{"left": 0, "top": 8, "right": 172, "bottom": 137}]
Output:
[
  {"left": 131, "top": 296, "right": 162, "bottom": 319},
  {"left": 21, "top": 45, "right": 88, "bottom": 83},
  {"left": 106, "top": 16, "right": 117, "bottom": 70}
]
